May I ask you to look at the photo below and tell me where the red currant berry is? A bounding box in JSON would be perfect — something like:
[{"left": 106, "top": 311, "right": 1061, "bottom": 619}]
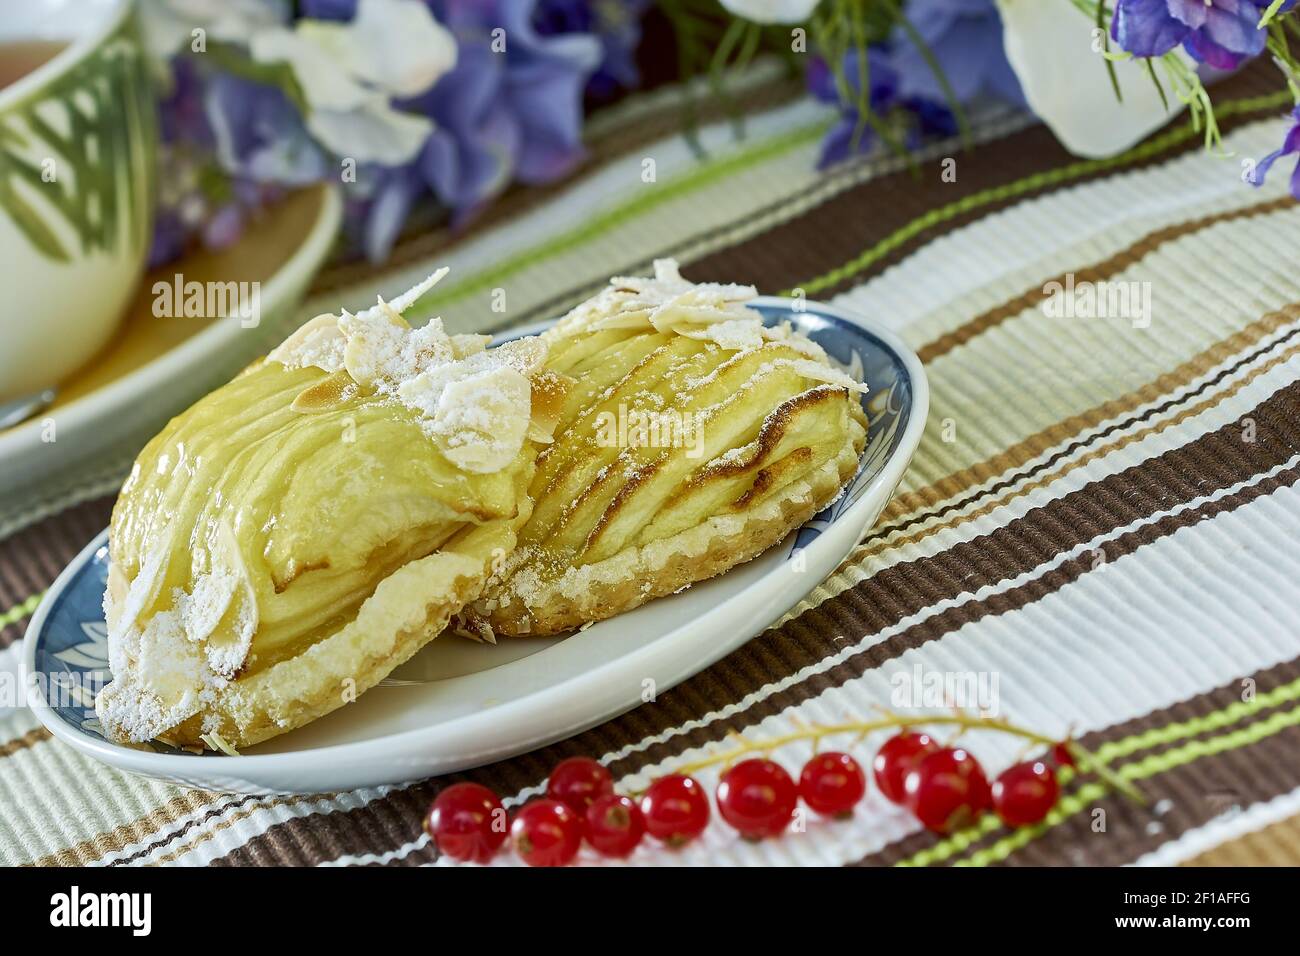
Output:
[
  {"left": 873, "top": 732, "right": 940, "bottom": 804},
  {"left": 425, "top": 782, "right": 507, "bottom": 863},
  {"left": 640, "top": 774, "right": 710, "bottom": 847},
  {"left": 510, "top": 799, "right": 582, "bottom": 867},
  {"left": 903, "top": 747, "right": 992, "bottom": 833},
  {"left": 717, "top": 759, "right": 799, "bottom": 839},
  {"left": 992, "top": 760, "right": 1060, "bottom": 827},
  {"left": 1052, "top": 741, "right": 1077, "bottom": 769},
  {"left": 799, "top": 751, "right": 867, "bottom": 817},
  {"left": 547, "top": 756, "right": 614, "bottom": 814},
  {"left": 585, "top": 794, "right": 646, "bottom": 858}
]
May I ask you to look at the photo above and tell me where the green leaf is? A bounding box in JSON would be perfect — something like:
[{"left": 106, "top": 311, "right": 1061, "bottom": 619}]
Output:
[
  {"left": 1260, "top": 0, "right": 1291, "bottom": 28},
  {"left": 1096, "top": 0, "right": 1124, "bottom": 104},
  {"left": 1144, "top": 58, "right": 1168, "bottom": 112}
]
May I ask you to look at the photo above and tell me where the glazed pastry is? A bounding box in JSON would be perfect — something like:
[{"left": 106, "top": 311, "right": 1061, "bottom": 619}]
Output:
[
  {"left": 459, "top": 259, "right": 868, "bottom": 639},
  {"left": 96, "top": 270, "right": 566, "bottom": 750}
]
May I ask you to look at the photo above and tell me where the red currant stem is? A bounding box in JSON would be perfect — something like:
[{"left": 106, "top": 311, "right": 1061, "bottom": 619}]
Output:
[
  {"left": 661, "top": 713, "right": 1146, "bottom": 807},
  {"left": 1056, "top": 739, "right": 1144, "bottom": 806}
]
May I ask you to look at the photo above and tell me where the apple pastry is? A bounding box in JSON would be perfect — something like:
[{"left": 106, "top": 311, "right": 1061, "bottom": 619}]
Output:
[
  {"left": 96, "top": 270, "right": 566, "bottom": 750},
  {"left": 459, "top": 259, "right": 868, "bottom": 639}
]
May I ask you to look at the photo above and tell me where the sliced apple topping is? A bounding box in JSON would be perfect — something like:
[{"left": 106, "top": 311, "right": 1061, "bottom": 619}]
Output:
[
  {"left": 290, "top": 368, "right": 358, "bottom": 413},
  {"left": 549, "top": 258, "right": 836, "bottom": 360},
  {"left": 269, "top": 269, "right": 550, "bottom": 476}
]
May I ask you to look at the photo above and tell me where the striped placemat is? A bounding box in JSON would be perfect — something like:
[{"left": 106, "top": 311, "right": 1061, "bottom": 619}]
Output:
[{"left": 3, "top": 59, "right": 1299, "bottom": 867}]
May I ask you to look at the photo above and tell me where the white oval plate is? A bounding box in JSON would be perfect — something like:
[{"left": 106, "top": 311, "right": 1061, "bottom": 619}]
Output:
[{"left": 23, "top": 297, "right": 928, "bottom": 794}]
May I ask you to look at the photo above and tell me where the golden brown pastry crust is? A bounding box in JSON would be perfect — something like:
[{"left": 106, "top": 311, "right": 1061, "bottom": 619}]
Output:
[
  {"left": 457, "top": 259, "right": 871, "bottom": 639},
  {"left": 463, "top": 403, "right": 866, "bottom": 638},
  {"left": 95, "top": 269, "right": 556, "bottom": 752},
  {"left": 103, "top": 502, "right": 527, "bottom": 750}
]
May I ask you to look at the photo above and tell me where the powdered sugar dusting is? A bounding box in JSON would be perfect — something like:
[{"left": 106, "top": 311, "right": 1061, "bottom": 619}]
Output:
[
  {"left": 773, "top": 358, "right": 869, "bottom": 393},
  {"left": 98, "top": 522, "right": 261, "bottom": 744},
  {"left": 406, "top": 364, "right": 532, "bottom": 473},
  {"left": 181, "top": 570, "right": 237, "bottom": 647},
  {"left": 267, "top": 316, "right": 346, "bottom": 371},
  {"left": 551, "top": 258, "right": 835, "bottom": 360},
  {"left": 98, "top": 579, "right": 238, "bottom": 744},
  {"left": 267, "top": 268, "right": 546, "bottom": 474}
]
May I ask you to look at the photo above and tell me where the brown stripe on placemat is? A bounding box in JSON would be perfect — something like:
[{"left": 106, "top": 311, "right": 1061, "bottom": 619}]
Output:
[
  {"left": 0, "top": 495, "right": 113, "bottom": 649},
  {"left": 682, "top": 60, "right": 1282, "bottom": 298},
  {"left": 26, "top": 298, "right": 1300, "bottom": 866},
  {"left": 862, "top": 320, "right": 1300, "bottom": 562},
  {"left": 145, "top": 797, "right": 310, "bottom": 867},
  {"left": 1008, "top": 744, "right": 1300, "bottom": 867},
  {"left": 915, "top": 195, "right": 1297, "bottom": 365},
  {"left": 1180, "top": 807, "right": 1300, "bottom": 865},
  {"left": 590, "top": 421, "right": 1300, "bottom": 781},
  {"left": 0, "top": 726, "right": 49, "bottom": 758},
  {"left": 205, "top": 377, "right": 1300, "bottom": 866},
  {"left": 880, "top": 303, "right": 1300, "bottom": 533},
  {"left": 1003, "top": 723, "right": 1300, "bottom": 867},
  {"left": 88, "top": 793, "right": 276, "bottom": 869},
  {"left": 27, "top": 789, "right": 230, "bottom": 868},
  {"left": 852, "top": 658, "right": 1300, "bottom": 866},
  {"left": 207, "top": 787, "right": 437, "bottom": 868},
  {"left": 309, "top": 73, "right": 806, "bottom": 297}
]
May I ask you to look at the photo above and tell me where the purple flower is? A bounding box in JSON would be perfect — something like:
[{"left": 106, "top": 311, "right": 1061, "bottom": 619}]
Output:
[
  {"left": 426, "top": 0, "right": 600, "bottom": 190},
  {"left": 148, "top": 209, "right": 190, "bottom": 268},
  {"left": 1250, "top": 105, "right": 1300, "bottom": 197},
  {"left": 202, "top": 203, "right": 246, "bottom": 249},
  {"left": 1111, "top": 0, "right": 1295, "bottom": 71},
  {"left": 297, "top": 0, "right": 603, "bottom": 261},
  {"left": 150, "top": 54, "right": 330, "bottom": 264},
  {"left": 350, "top": 163, "right": 427, "bottom": 262},
  {"left": 204, "top": 72, "right": 328, "bottom": 186},
  {"left": 534, "top": 0, "right": 651, "bottom": 100},
  {"left": 158, "top": 56, "right": 215, "bottom": 150},
  {"left": 891, "top": 0, "right": 1025, "bottom": 110},
  {"left": 342, "top": 1, "right": 604, "bottom": 260},
  {"left": 808, "top": 48, "right": 901, "bottom": 167},
  {"left": 811, "top": 1, "right": 1028, "bottom": 169},
  {"left": 297, "top": 0, "right": 358, "bottom": 18}
]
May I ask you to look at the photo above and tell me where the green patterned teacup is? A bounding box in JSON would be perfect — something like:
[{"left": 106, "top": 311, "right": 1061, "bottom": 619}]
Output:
[{"left": 0, "top": 0, "right": 156, "bottom": 401}]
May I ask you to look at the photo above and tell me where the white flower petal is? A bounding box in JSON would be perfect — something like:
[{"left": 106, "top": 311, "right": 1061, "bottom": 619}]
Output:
[
  {"left": 305, "top": 99, "right": 433, "bottom": 165},
  {"left": 207, "top": 0, "right": 288, "bottom": 45},
  {"left": 250, "top": 26, "right": 370, "bottom": 112},
  {"left": 143, "top": 0, "right": 287, "bottom": 60},
  {"left": 141, "top": 10, "right": 192, "bottom": 61},
  {"left": 718, "top": 0, "right": 820, "bottom": 24},
  {"left": 345, "top": 0, "right": 458, "bottom": 97},
  {"left": 998, "top": 0, "right": 1188, "bottom": 159}
]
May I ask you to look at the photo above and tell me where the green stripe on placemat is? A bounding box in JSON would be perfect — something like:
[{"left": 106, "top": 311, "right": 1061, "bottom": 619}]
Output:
[
  {"left": 403, "top": 119, "right": 830, "bottom": 319},
  {"left": 0, "top": 591, "right": 42, "bottom": 630},
  {"left": 899, "top": 675, "right": 1300, "bottom": 867},
  {"left": 786, "top": 90, "right": 1293, "bottom": 298}
]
